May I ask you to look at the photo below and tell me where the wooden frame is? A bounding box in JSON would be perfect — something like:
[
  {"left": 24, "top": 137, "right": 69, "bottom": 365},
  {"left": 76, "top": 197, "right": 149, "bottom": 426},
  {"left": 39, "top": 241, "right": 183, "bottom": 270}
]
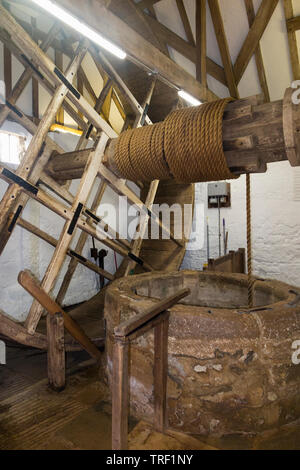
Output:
[
  {"left": 0, "top": 4, "right": 191, "bottom": 365},
  {"left": 112, "top": 288, "right": 189, "bottom": 450}
]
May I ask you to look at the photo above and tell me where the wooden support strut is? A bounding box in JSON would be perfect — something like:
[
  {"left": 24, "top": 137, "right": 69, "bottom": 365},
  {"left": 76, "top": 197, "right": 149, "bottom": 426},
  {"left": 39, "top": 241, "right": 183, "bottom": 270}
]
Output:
[
  {"left": 112, "top": 288, "right": 190, "bottom": 450},
  {"left": 18, "top": 270, "right": 102, "bottom": 362}
]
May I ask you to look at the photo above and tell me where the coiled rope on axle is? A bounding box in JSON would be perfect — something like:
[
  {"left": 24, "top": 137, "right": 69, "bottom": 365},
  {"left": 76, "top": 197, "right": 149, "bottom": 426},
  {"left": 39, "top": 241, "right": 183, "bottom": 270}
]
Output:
[{"left": 114, "top": 98, "right": 239, "bottom": 183}]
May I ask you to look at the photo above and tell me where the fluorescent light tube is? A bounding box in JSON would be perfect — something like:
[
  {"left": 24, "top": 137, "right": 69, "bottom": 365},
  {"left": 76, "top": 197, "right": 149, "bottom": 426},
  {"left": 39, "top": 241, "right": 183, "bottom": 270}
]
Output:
[
  {"left": 29, "top": 0, "right": 126, "bottom": 60},
  {"left": 178, "top": 90, "right": 202, "bottom": 106}
]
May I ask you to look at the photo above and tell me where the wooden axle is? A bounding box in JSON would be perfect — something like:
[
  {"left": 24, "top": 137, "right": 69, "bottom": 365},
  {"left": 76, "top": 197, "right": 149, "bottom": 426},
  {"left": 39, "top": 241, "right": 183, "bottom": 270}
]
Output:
[{"left": 46, "top": 91, "right": 300, "bottom": 182}]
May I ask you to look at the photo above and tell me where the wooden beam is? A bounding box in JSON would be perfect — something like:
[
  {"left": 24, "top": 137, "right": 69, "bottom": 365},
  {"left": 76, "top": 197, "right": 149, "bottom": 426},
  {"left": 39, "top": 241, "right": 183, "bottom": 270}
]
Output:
[
  {"left": 286, "top": 16, "right": 300, "bottom": 33},
  {"left": 114, "top": 288, "right": 190, "bottom": 338},
  {"left": 55, "top": 49, "right": 64, "bottom": 125},
  {"left": 136, "top": 0, "right": 161, "bottom": 10},
  {"left": 58, "top": 0, "right": 218, "bottom": 102},
  {"left": 47, "top": 312, "right": 65, "bottom": 391},
  {"left": 176, "top": 0, "right": 195, "bottom": 46},
  {"left": 154, "top": 316, "right": 169, "bottom": 433},
  {"left": 125, "top": 0, "right": 168, "bottom": 54},
  {"left": 284, "top": 1, "right": 300, "bottom": 80},
  {"left": 208, "top": 0, "right": 239, "bottom": 98},
  {"left": 31, "top": 18, "right": 40, "bottom": 124},
  {"left": 112, "top": 339, "right": 129, "bottom": 451},
  {"left": 18, "top": 270, "right": 102, "bottom": 361},
  {"left": 0, "top": 23, "right": 59, "bottom": 128},
  {"left": 141, "top": 11, "right": 226, "bottom": 86},
  {"left": 234, "top": 0, "right": 279, "bottom": 84},
  {"left": 4, "top": 45, "right": 12, "bottom": 96},
  {"left": 244, "top": 0, "right": 270, "bottom": 102},
  {"left": 196, "top": 0, "right": 207, "bottom": 86}
]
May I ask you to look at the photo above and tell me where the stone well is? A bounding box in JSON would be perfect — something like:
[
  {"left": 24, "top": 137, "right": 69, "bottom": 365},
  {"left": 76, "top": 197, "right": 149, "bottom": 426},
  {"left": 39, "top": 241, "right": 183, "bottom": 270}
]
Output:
[{"left": 104, "top": 271, "right": 300, "bottom": 437}]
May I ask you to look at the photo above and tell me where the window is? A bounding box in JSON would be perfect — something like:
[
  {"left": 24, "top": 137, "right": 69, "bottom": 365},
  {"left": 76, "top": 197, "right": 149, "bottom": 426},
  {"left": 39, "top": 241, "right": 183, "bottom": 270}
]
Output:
[{"left": 0, "top": 130, "right": 26, "bottom": 165}]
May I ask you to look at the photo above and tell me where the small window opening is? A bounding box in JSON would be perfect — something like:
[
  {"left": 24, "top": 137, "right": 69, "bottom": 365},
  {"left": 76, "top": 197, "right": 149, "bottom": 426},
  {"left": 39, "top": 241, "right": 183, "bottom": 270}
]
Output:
[{"left": 0, "top": 130, "right": 26, "bottom": 165}]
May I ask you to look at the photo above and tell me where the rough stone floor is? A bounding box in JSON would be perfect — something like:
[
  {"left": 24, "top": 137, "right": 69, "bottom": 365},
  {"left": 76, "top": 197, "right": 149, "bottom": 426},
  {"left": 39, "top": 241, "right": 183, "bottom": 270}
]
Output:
[{"left": 0, "top": 345, "right": 299, "bottom": 450}]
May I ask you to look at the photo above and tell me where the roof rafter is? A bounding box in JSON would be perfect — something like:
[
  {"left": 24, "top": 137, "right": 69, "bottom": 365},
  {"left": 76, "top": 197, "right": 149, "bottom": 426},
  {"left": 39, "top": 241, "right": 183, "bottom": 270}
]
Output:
[
  {"left": 176, "top": 0, "right": 195, "bottom": 46},
  {"left": 234, "top": 0, "right": 279, "bottom": 84},
  {"left": 59, "top": 0, "right": 218, "bottom": 102},
  {"left": 137, "top": 9, "right": 226, "bottom": 86},
  {"left": 244, "top": 0, "right": 270, "bottom": 103},
  {"left": 196, "top": 0, "right": 207, "bottom": 86},
  {"left": 208, "top": 0, "right": 239, "bottom": 98},
  {"left": 284, "top": 1, "right": 300, "bottom": 80}
]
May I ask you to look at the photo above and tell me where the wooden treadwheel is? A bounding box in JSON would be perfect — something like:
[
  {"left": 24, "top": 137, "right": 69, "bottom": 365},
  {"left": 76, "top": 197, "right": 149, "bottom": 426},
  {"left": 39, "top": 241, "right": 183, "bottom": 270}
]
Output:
[{"left": 0, "top": 6, "right": 194, "bottom": 353}]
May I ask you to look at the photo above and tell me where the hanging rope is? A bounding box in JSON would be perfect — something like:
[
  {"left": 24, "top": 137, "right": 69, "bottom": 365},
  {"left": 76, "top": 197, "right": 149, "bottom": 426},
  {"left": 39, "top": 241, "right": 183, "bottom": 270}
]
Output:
[
  {"left": 246, "top": 173, "right": 254, "bottom": 308},
  {"left": 114, "top": 99, "right": 239, "bottom": 183}
]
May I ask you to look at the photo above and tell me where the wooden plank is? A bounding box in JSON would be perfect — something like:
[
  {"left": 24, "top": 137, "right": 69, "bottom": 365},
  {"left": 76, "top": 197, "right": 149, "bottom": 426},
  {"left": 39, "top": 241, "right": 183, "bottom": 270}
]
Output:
[
  {"left": 114, "top": 288, "right": 190, "bottom": 337},
  {"left": 47, "top": 313, "right": 65, "bottom": 391},
  {"left": 17, "top": 217, "right": 114, "bottom": 281},
  {"left": 31, "top": 17, "right": 40, "bottom": 124},
  {"left": 176, "top": 0, "right": 195, "bottom": 46},
  {"left": 286, "top": 16, "right": 300, "bottom": 33},
  {"left": 196, "top": 0, "right": 207, "bottom": 86},
  {"left": 125, "top": 0, "right": 167, "bottom": 54},
  {"left": 284, "top": 1, "right": 300, "bottom": 80},
  {"left": 25, "top": 134, "right": 109, "bottom": 334},
  {"left": 55, "top": 49, "right": 64, "bottom": 124},
  {"left": 234, "top": 0, "right": 279, "bottom": 84},
  {"left": 154, "top": 316, "right": 169, "bottom": 433},
  {"left": 58, "top": 0, "right": 218, "bottom": 102},
  {"left": 244, "top": 0, "right": 270, "bottom": 102},
  {"left": 112, "top": 339, "right": 129, "bottom": 450},
  {"left": 18, "top": 270, "right": 102, "bottom": 361},
  {"left": 4, "top": 45, "right": 12, "bottom": 97},
  {"left": 208, "top": 0, "right": 239, "bottom": 98}
]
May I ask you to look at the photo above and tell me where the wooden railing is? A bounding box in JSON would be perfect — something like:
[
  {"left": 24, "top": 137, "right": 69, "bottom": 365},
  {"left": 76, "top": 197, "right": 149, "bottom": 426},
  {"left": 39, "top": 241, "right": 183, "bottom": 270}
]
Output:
[
  {"left": 111, "top": 288, "right": 190, "bottom": 450},
  {"left": 205, "top": 248, "right": 246, "bottom": 274}
]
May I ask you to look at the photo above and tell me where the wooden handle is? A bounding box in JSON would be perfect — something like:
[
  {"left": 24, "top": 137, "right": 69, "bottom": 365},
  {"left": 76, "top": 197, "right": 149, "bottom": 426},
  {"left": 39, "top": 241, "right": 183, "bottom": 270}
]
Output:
[
  {"left": 18, "top": 270, "right": 101, "bottom": 361},
  {"left": 114, "top": 287, "right": 190, "bottom": 337}
]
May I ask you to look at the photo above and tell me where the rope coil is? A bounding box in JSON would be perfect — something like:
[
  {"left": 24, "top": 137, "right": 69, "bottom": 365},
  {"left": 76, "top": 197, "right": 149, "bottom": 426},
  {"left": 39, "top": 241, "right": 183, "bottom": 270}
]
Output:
[{"left": 114, "top": 98, "right": 239, "bottom": 183}]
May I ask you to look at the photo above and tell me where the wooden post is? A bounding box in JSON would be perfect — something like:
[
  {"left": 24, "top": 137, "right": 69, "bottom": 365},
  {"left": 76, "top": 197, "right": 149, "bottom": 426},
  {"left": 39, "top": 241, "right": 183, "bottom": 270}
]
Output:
[
  {"left": 18, "top": 270, "right": 102, "bottom": 362},
  {"left": 47, "top": 312, "right": 65, "bottom": 391},
  {"left": 112, "top": 339, "right": 129, "bottom": 451},
  {"left": 154, "top": 315, "right": 169, "bottom": 433}
]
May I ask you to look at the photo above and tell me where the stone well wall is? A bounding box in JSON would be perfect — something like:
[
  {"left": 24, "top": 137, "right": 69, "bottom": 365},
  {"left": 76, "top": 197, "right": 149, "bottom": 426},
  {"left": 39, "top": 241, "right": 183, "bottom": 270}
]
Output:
[{"left": 105, "top": 271, "right": 300, "bottom": 437}]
